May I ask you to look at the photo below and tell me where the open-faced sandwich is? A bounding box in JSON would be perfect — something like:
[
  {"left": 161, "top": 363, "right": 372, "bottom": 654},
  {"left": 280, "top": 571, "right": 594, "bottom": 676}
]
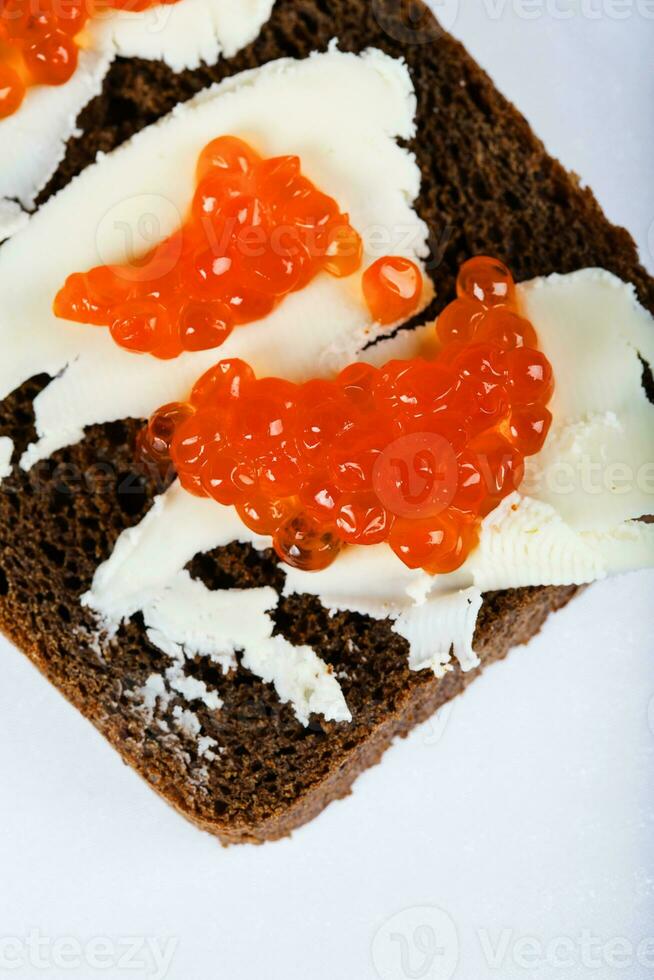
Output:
[{"left": 0, "top": 0, "right": 652, "bottom": 843}]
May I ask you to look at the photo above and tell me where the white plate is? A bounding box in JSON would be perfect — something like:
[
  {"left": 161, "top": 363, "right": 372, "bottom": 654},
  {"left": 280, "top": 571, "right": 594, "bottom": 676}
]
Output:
[{"left": 1, "top": 5, "right": 653, "bottom": 978}]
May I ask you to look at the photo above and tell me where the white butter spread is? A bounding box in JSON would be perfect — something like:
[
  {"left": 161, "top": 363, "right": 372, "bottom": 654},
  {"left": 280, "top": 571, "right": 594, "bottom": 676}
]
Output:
[
  {"left": 90, "top": 0, "right": 275, "bottom": 72},
  {"left": 144, "top": 572, "right": 351, "bottom": 726},
  {"left": 83, "top": 486, "right": 352, "bottom": 725},
  {"left": 0, "top": 49, "right": 431, "bottom": 476},
  {"left": 83, "top": 269, "right": 654, "bottom": 732},
  {"left": 0, "top": 201, "right": 30, "bottom": 241},
  {"left": 0, "top": 49, "right": 112, "bottom": 221},
  {"left": 0, "top": 0, "right": 275, "bottom": 226},
  {"left": 393, "top": 588, "right": 484, "bottom": 676},
  {"left": 0, "top": 437, "right": 13, "bottom": 479},
  {"left": 519, "top": 270, "right": 654, "bottom": 531}
]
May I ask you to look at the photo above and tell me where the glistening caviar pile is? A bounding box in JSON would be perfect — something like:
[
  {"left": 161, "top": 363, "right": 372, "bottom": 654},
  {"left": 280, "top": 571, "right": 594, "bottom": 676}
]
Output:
[
  {"left": 53, "top": 136, "right": 385, "bottom": 358},
  {"left": 0, "top": 0, "right": 179, "bottom": 118},
  {"left": 138, "top": 258, "right": 554, "bottom": 573}
]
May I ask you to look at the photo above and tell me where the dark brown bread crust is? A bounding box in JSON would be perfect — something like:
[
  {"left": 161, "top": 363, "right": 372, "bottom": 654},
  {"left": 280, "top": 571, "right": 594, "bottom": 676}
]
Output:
[{"left": 0, "top": 0, "right": 650, "bottom": 844}]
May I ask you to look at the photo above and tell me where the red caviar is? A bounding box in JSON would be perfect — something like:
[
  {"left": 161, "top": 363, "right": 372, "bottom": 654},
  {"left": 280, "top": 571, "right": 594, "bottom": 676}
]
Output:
[
  {"left": 54, "top": 136, "right": 370, "bottom": 358},
  {"left": 138, "top": 256, "right": 555, "bottom": 574},
  {"left": 0, "top": 63, "right": 25, "bottom": 117},
  {"left": 0, "top": 0, "right": 180, "bottom": 114},
  {"left": 55, "top": 135, "right": 417, "bottom": 357},
  {"left": 363, "top": 255, "right": 423, "bottom": 325}
]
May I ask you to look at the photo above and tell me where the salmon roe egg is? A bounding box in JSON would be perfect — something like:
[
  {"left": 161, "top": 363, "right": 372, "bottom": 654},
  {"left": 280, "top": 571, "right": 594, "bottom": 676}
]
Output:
[
  {"left": 138, "top": 256, "right": 555, "bottom": 575},
  {"left": 456, "top": 255, "right": 515, "bottom": 307},
  {"left": 363, "top": 256, "right": 423, "bottom": 325},
  {"left": 273, "top": 514, "right": 343, "bottom": 572},
  {"left": 23, "top": 29, "right": 78, "bottom": 85},
  {"left": 136, "top": 401, "right": 194, "bottom": 480},
  {"left": 0, "top": 63, "right": 25, "bottom": 117}
]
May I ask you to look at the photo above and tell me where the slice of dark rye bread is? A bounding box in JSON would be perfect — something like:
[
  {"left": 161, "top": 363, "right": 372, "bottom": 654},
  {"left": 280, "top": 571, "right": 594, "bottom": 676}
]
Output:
[{"left": 0, "top": 0, "right": 651, "bottom": 845}]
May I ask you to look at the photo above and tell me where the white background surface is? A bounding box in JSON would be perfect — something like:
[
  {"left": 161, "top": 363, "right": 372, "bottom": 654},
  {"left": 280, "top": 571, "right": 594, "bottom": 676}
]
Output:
[{"left": 1, "top": 4, "right": 653, "bottom": 979}]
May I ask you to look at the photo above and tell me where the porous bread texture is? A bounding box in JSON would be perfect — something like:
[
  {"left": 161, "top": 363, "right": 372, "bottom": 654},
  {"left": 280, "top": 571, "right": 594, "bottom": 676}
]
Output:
[{"left": 0, "top": 0, "right": 651, "bottom": 844}]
